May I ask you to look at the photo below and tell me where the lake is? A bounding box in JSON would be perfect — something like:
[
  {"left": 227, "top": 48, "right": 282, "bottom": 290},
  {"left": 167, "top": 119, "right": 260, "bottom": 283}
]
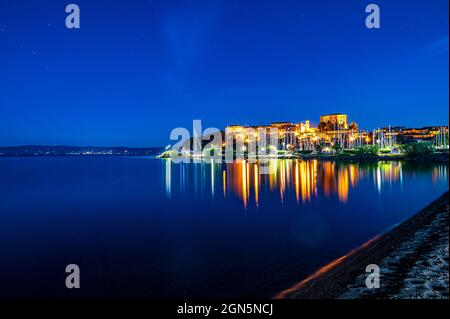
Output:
[{"left": 0, "top": 157, "right": 448, "bottom": 298}]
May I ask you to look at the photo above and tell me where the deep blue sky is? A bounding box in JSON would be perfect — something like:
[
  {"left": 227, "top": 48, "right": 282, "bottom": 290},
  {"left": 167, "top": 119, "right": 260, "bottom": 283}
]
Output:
[{"left": 0, "top": 0, "right": 448, "bottom": 147}]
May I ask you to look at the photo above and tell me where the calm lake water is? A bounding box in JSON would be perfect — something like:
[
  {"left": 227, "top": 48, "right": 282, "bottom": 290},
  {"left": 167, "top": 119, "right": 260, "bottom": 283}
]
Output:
[{"left": 0, "top": 157, "right": 448, "bottom": 298}]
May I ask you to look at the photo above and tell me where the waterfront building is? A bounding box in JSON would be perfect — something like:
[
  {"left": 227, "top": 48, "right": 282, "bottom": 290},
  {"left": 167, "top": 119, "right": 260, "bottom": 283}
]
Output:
[{"left": 319, "top": 113, "right": 349, "bottom": 130}]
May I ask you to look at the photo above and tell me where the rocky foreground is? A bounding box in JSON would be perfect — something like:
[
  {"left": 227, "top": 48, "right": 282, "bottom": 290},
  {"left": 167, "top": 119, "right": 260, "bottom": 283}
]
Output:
[{"left": 276, "top": 191, "right": 449, "bottom": 299}]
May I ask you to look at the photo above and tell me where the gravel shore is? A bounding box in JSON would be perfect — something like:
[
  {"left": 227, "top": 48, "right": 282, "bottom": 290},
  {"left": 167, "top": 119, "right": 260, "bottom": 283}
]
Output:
[{"left": 276, "top": 191, "right": 449, "bottom": 299}]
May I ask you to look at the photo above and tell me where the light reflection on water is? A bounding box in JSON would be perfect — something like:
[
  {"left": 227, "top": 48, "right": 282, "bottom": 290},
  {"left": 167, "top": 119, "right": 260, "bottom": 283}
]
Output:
[{"left": 164, "top": 159, "right": 448, "bottom": 208}]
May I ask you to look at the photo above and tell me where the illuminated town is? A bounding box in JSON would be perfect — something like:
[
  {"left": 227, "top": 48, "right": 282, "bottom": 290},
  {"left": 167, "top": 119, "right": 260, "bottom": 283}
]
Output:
[{"left": 224, "top": 113, "right": 449, "bottom": 154}]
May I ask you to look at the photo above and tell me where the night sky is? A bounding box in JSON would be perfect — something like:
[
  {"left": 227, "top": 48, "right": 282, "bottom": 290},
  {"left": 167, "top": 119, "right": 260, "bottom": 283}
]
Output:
[{"left": 0, "top": 0, "right": 448, "bottom": 147}]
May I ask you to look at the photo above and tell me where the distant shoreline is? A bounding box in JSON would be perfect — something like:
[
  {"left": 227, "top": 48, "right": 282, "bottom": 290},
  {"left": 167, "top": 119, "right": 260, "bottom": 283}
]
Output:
[
  {"left": 0, "top": 145, "right": 163, "bottom": 157},
  {"left": 275, "top": 191, "right": 449, "bottom": 299}
]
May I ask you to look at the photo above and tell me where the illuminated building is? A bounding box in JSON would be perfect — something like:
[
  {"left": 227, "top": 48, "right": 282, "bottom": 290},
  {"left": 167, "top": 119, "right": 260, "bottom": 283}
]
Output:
[{"left": 319, "top": 113, "right": 349, "bottom": 130}]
